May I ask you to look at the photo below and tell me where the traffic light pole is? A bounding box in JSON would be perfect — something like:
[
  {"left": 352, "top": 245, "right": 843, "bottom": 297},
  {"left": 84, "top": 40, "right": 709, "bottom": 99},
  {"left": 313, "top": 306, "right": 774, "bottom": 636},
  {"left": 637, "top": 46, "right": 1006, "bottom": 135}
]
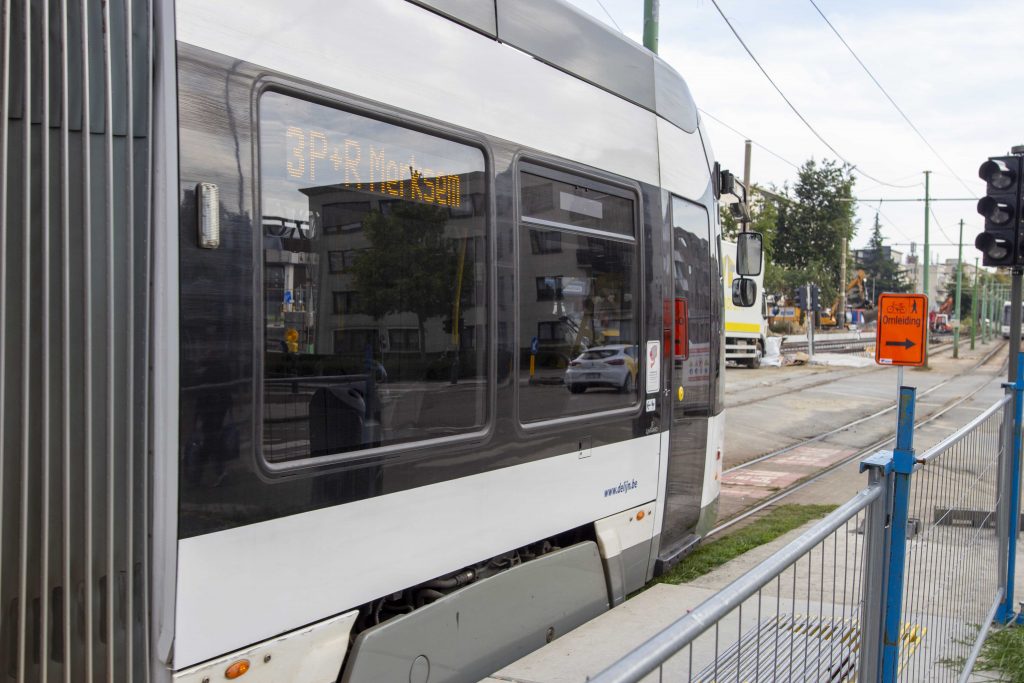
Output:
[
  {"left": 971, "top": 258, "right": 978, "bottom": 351},
  {"left": 805, "top": 283, "right": 815, "bottom": 358},
  {"left": 1012, "top": 272, "right": 1022, "bottom": 384},
  {"left": 984, "top": 280, "right": 990, "bottom": 343}
]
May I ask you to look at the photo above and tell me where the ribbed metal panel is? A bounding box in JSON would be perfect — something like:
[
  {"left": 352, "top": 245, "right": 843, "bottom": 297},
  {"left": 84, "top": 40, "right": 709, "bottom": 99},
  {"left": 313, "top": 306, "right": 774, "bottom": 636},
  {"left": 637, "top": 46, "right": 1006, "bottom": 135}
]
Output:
[{"left": 1, "top": 1, "right": 153, "bottom": 681}]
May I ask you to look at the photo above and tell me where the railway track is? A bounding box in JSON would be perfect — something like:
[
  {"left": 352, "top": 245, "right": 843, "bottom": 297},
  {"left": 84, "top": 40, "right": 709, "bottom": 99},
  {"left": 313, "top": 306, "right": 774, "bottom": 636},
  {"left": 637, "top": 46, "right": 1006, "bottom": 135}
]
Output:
[
  {"left": 708, "top": 341, "right": 1008, "bottom": 539},
  {"left": 780, "top": 334, "right": 955, "bottom": 355},
  {"left": 725, "top": 340, "right": 956, "bottom": 411}
]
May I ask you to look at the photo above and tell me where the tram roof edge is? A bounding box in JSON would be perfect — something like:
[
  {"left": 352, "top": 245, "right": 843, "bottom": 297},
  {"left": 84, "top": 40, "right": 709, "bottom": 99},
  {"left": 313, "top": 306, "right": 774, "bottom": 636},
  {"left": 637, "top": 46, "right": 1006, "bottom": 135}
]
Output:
[{"left": 406, "top": 0, "right": 699, "bottom": 134}]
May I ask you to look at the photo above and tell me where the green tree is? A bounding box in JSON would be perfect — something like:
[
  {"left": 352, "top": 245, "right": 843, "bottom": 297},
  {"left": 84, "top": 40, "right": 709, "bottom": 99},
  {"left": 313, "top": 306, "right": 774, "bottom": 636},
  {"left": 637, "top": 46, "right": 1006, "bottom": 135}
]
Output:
[
  {"left": 773, "top": 159, "right": 857, "bottom": 306},
  {"left": 350, "top": 203, "right": 460, "bottom": 358},
  {"left": 860, "top": 213, "right": 908, "bottom": 298}
]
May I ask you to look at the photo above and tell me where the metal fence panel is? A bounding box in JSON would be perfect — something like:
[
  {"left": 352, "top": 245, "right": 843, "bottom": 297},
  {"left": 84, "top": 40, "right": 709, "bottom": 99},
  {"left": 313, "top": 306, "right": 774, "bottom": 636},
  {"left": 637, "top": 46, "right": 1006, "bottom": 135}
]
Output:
[
  {"left": 591, "top": 485, "right": 882, "bottom": 683},
  {"left": 896, "top": 396, "right": 1010, "bottom": 681}
]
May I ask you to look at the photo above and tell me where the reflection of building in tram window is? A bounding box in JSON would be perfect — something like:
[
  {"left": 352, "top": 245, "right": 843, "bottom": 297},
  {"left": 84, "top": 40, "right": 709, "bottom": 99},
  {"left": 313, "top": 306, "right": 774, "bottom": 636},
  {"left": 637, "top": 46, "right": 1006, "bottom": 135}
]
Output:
[
  {"left": 518, "top": 165, "right": 638, "bottom": 423},
  {"left": 530, "top": 230, "right": 562, "bottom": 254},
  {"left": 259, "top": 91, "right": 489, "bottom": 463},
  {"left": 322, "top": 200, "right": 370, "bottom": 233}
]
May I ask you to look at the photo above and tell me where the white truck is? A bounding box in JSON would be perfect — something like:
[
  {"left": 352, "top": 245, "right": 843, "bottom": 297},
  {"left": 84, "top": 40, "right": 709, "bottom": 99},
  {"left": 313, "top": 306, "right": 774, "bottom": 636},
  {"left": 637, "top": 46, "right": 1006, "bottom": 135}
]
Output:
[{"left": 722, "top": 239, "right": 768, "bottom": 368}]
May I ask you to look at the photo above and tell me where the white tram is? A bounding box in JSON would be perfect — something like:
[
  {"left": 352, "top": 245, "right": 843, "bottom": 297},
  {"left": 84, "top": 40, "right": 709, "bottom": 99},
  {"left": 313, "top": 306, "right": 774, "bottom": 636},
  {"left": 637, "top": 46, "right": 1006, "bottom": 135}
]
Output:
[{"left": 0, "top": 1, "right": 758, "bottom": 681}]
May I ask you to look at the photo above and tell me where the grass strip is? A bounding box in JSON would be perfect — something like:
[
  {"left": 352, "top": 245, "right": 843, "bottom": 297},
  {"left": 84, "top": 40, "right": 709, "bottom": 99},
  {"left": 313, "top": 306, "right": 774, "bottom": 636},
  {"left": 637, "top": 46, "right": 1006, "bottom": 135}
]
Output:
[
  {"left": 969, "top": 625, "right": 1024, "bottom": 682},
  {"left": 656, "top": 504, "right": 838, "bottom": 585}
]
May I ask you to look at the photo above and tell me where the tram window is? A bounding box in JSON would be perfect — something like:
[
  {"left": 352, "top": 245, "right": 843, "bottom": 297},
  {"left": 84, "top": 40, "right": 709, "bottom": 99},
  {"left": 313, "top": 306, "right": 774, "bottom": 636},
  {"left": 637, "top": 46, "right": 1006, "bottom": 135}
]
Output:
[
  {"left": 518, "top": 170, "right": 638, "bottom": 422},
  {"left": 258, "top": 92, "right": 488, "bottom": 464},
  {"left": 521, "top": 172, "right": 634, "bottom": 237},
  {"left": 671, "top": 197, "right": 712, "bottom": 414}
]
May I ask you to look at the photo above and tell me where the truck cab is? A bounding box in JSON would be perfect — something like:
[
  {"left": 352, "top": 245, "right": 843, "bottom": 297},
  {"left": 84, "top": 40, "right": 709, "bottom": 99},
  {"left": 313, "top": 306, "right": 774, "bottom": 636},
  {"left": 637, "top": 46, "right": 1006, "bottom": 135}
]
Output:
[{"left": 722, "top": 239, "right": 768, "bottom": 368}]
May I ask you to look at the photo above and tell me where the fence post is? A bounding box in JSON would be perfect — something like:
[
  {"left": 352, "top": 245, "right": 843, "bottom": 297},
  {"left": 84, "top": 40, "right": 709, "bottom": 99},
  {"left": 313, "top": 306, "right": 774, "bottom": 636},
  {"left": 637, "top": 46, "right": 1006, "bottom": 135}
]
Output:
[
  {"left": 996, "top": 352, "right": 1024, "bottom": 624},
  {"left": 882, "top": 386, "right": 917, "bottom": 682},
  {"left": 857, "top": 463, "right": 891, "bottom": 683}
]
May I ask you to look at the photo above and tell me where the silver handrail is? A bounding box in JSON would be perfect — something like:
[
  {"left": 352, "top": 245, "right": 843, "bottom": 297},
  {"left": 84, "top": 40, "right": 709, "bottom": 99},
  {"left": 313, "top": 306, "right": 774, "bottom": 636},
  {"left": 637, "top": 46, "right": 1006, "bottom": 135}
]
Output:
[{"left": 590, "top": 483, "right": 884, "bottom": 683}]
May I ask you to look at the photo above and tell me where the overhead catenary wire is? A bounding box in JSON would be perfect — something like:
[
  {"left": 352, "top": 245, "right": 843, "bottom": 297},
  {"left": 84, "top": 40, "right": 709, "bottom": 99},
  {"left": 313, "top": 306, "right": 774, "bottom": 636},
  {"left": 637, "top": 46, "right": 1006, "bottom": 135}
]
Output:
[
  {"left": 857, "top": 173, "right": 925, "bottom": 193},
  {"left": 929, "top": 207, "right": 957, "bottom": 248},
  {"left": 592, "top": 0, "right": 624, "bottom": 33},
  {"left": 705, "top": 0, "right": 918, "bottom": 190},
  {"left": 872, "top": 201, "right": 915, "bottom": 245},
  {"left": 843, "top": 197, "right": 975, "bottom": 203},
  {"left": 698, "top": 109, "right": 801, "bottom": 170},
  {"left": 806, "top": 0, "right": 978, "bottom": 199}
]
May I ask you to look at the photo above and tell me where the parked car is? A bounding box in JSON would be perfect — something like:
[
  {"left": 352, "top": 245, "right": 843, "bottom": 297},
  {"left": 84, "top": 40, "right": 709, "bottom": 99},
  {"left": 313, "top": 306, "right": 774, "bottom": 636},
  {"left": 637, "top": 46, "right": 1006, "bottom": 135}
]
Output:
[{"left": 564, "top": 344, "right": 638, "bottom": 393}]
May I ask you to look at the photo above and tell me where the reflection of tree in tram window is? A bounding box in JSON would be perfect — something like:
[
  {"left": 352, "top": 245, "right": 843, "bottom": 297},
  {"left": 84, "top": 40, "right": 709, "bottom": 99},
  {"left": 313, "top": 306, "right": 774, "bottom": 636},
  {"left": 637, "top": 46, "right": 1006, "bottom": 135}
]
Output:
[{"left": 349, "top": 203, "right": 461, "bottom": 358}]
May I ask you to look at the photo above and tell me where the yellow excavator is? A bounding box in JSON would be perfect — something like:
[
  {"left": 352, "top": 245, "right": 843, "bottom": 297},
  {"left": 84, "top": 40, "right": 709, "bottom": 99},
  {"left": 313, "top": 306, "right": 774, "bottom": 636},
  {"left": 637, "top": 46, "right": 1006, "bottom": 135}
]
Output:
[{"left": 820, "top": 270, "right": 873, "bottom": 328}]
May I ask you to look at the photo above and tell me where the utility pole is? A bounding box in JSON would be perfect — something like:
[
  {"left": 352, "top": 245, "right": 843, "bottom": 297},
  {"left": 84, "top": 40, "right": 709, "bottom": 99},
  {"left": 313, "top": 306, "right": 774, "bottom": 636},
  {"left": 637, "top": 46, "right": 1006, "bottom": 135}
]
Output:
[
  {"left": 839, "top": 237, "right": 848, "bottom": 329},
  {"left": 923, "top": 170, "right": 931, "bottom": 368},
  {"left": 954, "top": 219, "right": 964, "bottom": 359},
  {"left": 982, "top": 280, "right": 989, "bottom": 344},
  {"left": 643, "top": 0, "right": 659, "bottom": 53},
  {"left": 743, "top": 139, "right": 752, "bottom": 224},
  {"left": 972, "top": 258, "right": 978, "bottom": 351}
]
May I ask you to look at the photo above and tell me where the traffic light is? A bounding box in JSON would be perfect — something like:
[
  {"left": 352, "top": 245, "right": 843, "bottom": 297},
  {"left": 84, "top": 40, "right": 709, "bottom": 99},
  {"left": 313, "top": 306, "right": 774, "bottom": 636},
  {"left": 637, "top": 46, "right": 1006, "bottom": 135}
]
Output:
[
  {"left": 793, "top": 285, "right": 820, "bottom": 311},
  {"left": 975, "top": 155, "right": 1023, "bottom": 266}
]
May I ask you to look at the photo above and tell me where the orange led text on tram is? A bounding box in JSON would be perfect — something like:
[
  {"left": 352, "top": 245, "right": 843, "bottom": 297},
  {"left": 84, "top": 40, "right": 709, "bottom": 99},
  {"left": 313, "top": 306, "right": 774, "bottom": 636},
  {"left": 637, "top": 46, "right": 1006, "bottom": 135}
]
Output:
[{"left": 285, "top": 127, "right": 462, "bottom": 208}]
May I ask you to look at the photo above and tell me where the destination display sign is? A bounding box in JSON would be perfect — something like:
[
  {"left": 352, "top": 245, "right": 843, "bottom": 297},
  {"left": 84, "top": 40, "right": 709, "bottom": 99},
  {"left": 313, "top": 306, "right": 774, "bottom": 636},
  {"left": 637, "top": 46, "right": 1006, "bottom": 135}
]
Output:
[
  {"left": 259, "top": 91, "right": 485, "bottom": 224},
  {"left": 875, "top": 293, "right": 928, "bottom": 367},
  {"left": 282, "top": 126, "right": 463, "bottom": 208}
]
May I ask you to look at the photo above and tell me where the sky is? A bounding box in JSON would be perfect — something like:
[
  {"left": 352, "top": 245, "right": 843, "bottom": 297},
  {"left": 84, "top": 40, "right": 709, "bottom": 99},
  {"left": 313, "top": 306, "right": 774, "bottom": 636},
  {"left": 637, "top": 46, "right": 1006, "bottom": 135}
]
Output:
[{"left": 563, "top": 0, "right": 1024, "bottom": 269}]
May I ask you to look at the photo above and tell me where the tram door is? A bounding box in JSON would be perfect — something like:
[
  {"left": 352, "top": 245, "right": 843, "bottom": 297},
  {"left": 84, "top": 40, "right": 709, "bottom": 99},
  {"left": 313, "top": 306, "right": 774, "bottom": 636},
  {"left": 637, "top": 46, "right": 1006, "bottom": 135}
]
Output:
[{"left": 660, "top": 197, "right": 715, "bottom": 560}]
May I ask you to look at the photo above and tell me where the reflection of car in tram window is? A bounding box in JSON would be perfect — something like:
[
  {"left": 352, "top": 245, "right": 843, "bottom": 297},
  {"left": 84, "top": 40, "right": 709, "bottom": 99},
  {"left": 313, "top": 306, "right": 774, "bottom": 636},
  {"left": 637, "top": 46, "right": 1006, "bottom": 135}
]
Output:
[{"left": 564, "top": 345, "right": 638, "bottom": 393}]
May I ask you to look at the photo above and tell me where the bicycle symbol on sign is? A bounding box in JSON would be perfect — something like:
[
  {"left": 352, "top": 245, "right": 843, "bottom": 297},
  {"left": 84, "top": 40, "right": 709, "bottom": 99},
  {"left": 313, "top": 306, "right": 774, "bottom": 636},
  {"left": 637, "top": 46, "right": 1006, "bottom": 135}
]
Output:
[{"left": 886, "top": 301, "right": 906, "bottom": 314}]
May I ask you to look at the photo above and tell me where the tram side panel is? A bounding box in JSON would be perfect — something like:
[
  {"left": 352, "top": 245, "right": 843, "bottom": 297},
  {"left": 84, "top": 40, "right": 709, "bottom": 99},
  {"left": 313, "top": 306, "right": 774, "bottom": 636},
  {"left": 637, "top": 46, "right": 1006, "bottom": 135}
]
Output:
[{"left": 173, "top": 46, "right": 665, "bottom": 680}]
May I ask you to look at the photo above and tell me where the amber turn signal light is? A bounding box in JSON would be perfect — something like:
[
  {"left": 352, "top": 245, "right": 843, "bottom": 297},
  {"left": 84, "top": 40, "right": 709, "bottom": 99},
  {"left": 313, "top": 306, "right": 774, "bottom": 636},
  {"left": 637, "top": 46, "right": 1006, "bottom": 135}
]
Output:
[{"left": 225, "top": 659, "right": 250, "bottom": 679}]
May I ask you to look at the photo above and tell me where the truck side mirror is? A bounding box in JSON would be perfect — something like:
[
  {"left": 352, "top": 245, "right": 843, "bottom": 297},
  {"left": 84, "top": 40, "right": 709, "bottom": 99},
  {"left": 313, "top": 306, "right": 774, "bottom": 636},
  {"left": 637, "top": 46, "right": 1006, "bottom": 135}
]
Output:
[
  {"left": 736, "top": 232, "right": 763, "bottom": 276},
  {"left": 732, "top": 277, "right": 757, "bottom": 307}
]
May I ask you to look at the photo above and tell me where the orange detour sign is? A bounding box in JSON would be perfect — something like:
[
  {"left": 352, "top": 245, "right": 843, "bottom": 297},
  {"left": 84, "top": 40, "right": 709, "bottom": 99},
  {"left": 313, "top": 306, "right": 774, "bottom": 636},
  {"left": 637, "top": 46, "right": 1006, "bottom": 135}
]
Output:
[{"left": 875, "top": 293, "right": 928, "bottom": 367}]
